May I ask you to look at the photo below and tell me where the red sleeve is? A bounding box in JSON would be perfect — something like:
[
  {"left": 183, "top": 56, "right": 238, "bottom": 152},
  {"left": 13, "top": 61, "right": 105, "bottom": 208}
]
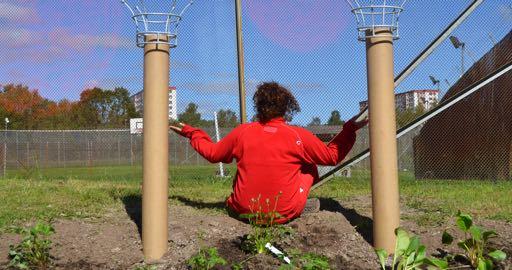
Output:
[
  {"left": 180, "top": 124, "right": 241, "bottom": 164},
  {"left": 299, "top": 120, "right": 357, "bottom": 166}
]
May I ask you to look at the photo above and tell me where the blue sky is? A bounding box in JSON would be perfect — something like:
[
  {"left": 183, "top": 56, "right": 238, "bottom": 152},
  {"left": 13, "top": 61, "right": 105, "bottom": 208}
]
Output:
[{"left": 0, "top": 0, "right": 510, "bottom": 125}]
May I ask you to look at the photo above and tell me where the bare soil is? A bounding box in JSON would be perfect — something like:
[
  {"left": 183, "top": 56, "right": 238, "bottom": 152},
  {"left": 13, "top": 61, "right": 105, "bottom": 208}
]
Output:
[{"left": 1, "top": 196, "right": 510, "bottom": 269}]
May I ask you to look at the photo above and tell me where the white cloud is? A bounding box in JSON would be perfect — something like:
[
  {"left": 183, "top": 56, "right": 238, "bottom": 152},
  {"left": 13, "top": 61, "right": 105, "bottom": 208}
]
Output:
[
  {"left": 0, "top": 2, "right": 38, "bottom": 23},
  {"left": 49, "top": 28, "right": 133, "bottom": 51},
  {"left": 0, "top": 27, "right": 43, "bottom": 47},
  {"left": 499, "top": 4, "right": 512, "bottom": 21}
]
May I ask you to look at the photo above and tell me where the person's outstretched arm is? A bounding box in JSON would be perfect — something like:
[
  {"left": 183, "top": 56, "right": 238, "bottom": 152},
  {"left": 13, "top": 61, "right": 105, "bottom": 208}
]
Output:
[
  {"left": 170, "top": 123, "right": 240, "bottom": 163},
  {"left": 300, "top": 112, "right": 368, "bottom": 166}
]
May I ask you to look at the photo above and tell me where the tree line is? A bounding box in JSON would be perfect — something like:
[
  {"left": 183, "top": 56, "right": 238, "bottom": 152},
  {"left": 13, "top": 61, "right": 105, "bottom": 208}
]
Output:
[
  {"left": 0, "top": 84, "right": 139, "bottom": 130},
  {"left": 307, "top": 105, "right": 429, "bottom": 128},
  {"left": 0, "top": 83, "right": 428, "bottom": 130},
  {"left": 0, "top": 84, "right": 240, "bottom": 130},
  {"left": 307, "top": 110, "right": 345, "bottom": 126}
]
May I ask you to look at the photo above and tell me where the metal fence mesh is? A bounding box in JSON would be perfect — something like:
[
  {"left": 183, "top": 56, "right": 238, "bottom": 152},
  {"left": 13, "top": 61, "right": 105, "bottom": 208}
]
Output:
[{"left": 0, "top": 0, "right": 510, "bottom": 181}]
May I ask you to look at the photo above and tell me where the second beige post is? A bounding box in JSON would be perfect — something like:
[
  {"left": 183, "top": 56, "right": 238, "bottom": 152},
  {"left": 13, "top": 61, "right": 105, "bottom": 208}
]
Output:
[{"left": 365, "top": 28, "right": 401, "bottom": 254}]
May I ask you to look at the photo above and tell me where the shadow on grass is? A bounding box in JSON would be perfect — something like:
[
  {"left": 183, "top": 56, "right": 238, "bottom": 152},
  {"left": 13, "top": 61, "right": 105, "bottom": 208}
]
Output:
[
  {"left": 318, "top": 197, "right": 373, "bottom": 245},
  {"left": 170, "top": 195, "right": 226, "bottom": 211},
  {"left": 121, "top": 194, "right": 142, "bottom": 238}
]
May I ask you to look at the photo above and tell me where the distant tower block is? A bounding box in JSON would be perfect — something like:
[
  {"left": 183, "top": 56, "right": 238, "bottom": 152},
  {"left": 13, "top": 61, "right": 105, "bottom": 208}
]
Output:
[
  {"left": 130, "top": 86, "right": 178, "bottom": 120},
  {"left": 168, "top": 86, "right": 177, "bottom": 120}
]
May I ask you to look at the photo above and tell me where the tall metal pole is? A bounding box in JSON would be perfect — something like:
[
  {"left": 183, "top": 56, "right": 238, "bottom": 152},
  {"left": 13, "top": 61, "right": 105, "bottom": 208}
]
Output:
[
  {"left": 213, "top": 112, "right": 225, "bottom": 177},
  {"left": 142, "top": 34, "right": 170, "bottom": 261},
  {"left": 3, "top": 121, "right": 7, "bottom": 178},
  {"left": 461, "top": 43, "right": 465, "bottom": 77},
  {"left": 235, "top": 0, "right": 247, "bottom": 124},
  {"left": 366, "top": 28, "right": 400, "bottom": 253}
]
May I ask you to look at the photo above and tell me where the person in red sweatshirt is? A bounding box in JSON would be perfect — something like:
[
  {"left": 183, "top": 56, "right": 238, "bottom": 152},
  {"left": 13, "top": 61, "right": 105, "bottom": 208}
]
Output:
[{"left": 170, "top": 82, "right": 367, "bottom": 223}]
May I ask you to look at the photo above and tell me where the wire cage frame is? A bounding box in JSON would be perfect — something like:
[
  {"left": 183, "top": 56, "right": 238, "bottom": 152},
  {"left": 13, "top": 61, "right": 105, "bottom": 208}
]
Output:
[
  {"left": 345, "top": 0, "right": 408, "bottom": 41},
  {"left": 121, "top": 0, "right": 194, "bottom": 48}
]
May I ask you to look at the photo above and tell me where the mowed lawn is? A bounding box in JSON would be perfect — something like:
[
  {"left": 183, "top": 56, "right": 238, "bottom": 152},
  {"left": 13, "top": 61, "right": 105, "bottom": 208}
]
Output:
[{"left": 0, "top": 165, "right": 511, "bottom": 231}]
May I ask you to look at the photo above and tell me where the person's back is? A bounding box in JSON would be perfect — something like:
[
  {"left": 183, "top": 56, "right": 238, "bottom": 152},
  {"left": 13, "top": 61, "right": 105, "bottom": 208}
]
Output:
[
  {"left": 229, "top": 118, "right": 315, "bottom": 222},
  {"left": 171, "top": 82, "right": 367, "bottom": 223}
]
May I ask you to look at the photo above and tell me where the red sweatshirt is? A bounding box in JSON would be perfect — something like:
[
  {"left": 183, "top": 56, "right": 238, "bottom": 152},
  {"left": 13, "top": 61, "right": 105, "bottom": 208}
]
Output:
[{"left": 180, "top": 117, "right": 357, "bottom": 223}]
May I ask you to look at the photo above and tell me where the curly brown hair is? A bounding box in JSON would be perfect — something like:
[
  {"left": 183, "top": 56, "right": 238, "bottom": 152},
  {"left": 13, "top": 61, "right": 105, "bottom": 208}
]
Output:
[{"left": 252, "top": 82, "right": 300, "bottom": 123}]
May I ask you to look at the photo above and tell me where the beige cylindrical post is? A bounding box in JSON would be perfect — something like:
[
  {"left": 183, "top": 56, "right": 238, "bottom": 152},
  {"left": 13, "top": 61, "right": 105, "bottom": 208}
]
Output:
[
  {"left": 235, "top": 0, "right": 247, "bottom": 124},
  {"left": 365, "top": 28, "right": 400, "bottom": 253},
  {"left": 142, "top": 34, "right": 170, "bottom": 261}
]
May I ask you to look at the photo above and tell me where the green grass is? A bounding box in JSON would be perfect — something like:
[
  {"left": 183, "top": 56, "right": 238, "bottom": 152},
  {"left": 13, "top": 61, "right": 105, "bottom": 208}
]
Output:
[
  {"left": 0, "top": 166, "right": 510, "bottom": 231},
  {"left": 311, "top": 170, "right": 512, "bottom": 225}
]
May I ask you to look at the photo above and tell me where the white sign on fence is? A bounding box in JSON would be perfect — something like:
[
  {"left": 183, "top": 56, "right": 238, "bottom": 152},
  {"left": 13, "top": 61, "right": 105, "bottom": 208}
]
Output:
[{"left": 130, "top": 118, "right": 143, "bottom": 134}]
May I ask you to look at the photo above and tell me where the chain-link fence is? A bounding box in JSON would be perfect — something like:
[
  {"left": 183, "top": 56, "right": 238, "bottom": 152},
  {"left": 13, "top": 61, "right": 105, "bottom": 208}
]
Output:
[{"left": 0, "top": 1, "right": 510, "bottom": 181}]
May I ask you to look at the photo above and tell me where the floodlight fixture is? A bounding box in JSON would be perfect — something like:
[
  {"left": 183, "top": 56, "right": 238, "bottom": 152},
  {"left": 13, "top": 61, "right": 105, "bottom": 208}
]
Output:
[
  {"left": 449, "top": 35, "right": 466, "bottom": 77},
  {"left": 345, "top": 0, "right": 408, "bottom": 41},
  {"left": 4, "top": 118, "right": 9, "bottom": 124},
  {"left": 429, "top": 75, "right": 440, "bottom": 92},
  {"left": 429, "top": 75, "right": 440, "bottom": 85},
  {"left": 121, "top": 0, "right": 194, "bottom": 48},
  {"left": 449, "top": 35, "right": 464, "bottom": 49}
]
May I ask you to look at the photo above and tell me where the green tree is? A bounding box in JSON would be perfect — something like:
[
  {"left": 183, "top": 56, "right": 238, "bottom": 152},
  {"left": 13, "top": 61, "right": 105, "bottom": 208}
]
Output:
[
  {"left": 105, "top": 87, "right": 139, "bottom": 127},
  {"left": 327, "top": 110, "right": 344, "bottom": 126},
  {"left": 74, "top": 87, "right": 140, "bottom": 129},
  {"left": 216, "top": 109, "right": 238, "bottom": 128},
  {"left": 308, "top": 117, "right": 322, "bottom": 126},
  {"left": 395, "top": 104, "right": 426, "bottom": 129},
  {"left": 178, "top": 103, "right": 203, "bottom": 126}
]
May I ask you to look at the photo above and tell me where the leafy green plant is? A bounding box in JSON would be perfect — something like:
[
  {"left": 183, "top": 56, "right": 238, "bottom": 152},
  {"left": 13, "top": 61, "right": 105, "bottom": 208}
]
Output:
[
  {"left": 240, "top": 193, "right": 283, "bottom": 254},
  {"left": 277, "top": 249, "right": 330, "bottom": 270},
  {"left": 133, "top": 265, "right": 157, "bottom": 270},
  {"left": 440, "top": 211, "right": 507, "bottom": 270},
  {"left": 375, "top": 228, "right": 427, "bottom": 270},
  {"left": 8, "top": 222, "right": 55, "bottom": 270},
  {"left": 187, "top": 246, "right": 227, "bottom": 270}
]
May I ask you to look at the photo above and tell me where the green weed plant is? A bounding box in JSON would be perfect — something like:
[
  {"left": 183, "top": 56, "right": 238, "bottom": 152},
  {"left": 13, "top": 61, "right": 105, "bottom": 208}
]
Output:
[
  {"left": 187, "top": 246, "right": 227, "bottom": 270},
  {"left": 240, "top": 193, "right": 283, "bottom": 254},
  {"left": 8, "top": 222, "right": 55, "bottom": 270},
  {"left": 278, "top": 249, "right": 331, "bottom": 270},
  {"left": 439, "top": 211, "right": 507, "bottom": 270},
  {"left": 375, "top": 228, "right": 428, "bottom": 270}
]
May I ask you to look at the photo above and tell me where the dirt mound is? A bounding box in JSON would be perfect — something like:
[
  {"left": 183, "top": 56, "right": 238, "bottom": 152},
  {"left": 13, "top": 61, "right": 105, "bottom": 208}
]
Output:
[{"left": 1, "top": 198, "right": 510, "bottom": 269}]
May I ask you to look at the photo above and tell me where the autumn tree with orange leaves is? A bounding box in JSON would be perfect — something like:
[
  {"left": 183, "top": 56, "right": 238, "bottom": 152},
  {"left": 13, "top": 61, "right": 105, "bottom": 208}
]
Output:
[{"left": 0, "top": 84, "right": 139, "bottom": 130}]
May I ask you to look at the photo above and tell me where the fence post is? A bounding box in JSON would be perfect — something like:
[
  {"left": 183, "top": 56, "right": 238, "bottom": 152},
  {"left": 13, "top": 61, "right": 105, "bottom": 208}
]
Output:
[
  {"left": 62, "top": 131, "right": 66, "bottom": 168},
  {"left": 130, "top": 135, "right": 134, "bottom": 166},
  {"left": 173, "top": 134, "right": 177, "bottom": 164},
  {"left": 45, "top": 141, "right": 49, "bottom": 168},
  {"left": 26, "top": 142, "right": 29, "bottom": 167},
  {"left": 118, "top": 138, "right": 121, "bottom": 165},
  {"left": 16, "top": 132, "right": 19, "bottom": 169},
  {"left": 57, "top": 141, "right": 61, "bottom": 167},
  {"left": 185, "top": 143, "right": 189, "bottom": 165},
  {"left": 3, "top": 131, "right": 6, "bottom": 178}
]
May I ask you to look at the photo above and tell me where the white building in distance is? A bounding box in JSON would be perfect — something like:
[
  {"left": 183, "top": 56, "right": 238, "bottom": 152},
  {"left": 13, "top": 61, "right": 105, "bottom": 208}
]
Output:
[
  {"left": 130, "top": 86, "right": 178, "bottom": 120},
  {"left": 359, "top": 89, "right": 439, "bottom": 112}
]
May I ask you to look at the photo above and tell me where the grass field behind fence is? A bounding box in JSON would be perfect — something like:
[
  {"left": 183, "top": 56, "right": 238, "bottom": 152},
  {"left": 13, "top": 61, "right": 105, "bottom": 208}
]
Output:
[{"left": 0, "top": 165, "right": 511, "bottom": 231}]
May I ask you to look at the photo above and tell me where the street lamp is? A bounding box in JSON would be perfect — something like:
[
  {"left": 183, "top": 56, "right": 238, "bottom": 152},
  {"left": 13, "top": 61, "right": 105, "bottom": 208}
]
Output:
[
  {"left": 4, "top": 118, "right": 9, "bottom": 178},
  {"left": 449, "top": 35, "right": 465, "bottom": 77},
  {"left": 444, "top": 79, "right": 451, "bottom": 88},
  {"left": 429, "top": 75, "right": 440, "bottom": 91}
]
